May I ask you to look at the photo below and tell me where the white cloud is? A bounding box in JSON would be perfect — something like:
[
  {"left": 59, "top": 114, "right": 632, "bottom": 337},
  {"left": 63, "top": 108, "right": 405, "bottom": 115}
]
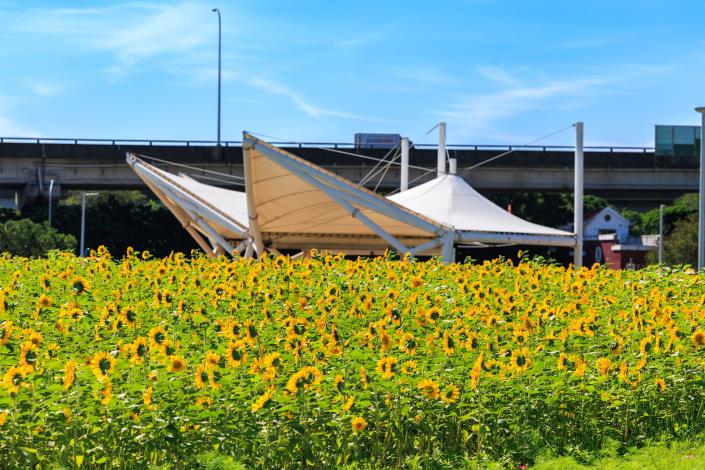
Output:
[
  {"left": 476, "top": 65, "right": 520, "bottom": 87},
  {"left": 442, "top": 76, "right": 607, "bottom": 130},
  {"left": 12, "top": 2, "right": 214, "bottom": 77},
  {"left": 250, "top": 78, "right": 380, "bottom": 121},
  {"left": 30, "top": 82, "right": 61, "bottom": 97},
  {"left": 439, "top": 65, "right": 670, "bottom": 137}
]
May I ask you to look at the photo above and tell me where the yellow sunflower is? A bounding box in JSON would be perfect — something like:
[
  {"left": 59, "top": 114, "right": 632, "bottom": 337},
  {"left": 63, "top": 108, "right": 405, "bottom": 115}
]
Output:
[
  {"left": 194, "top": 365, "right": 208, "bottom": 390},
  {"left": 440, "top": 384, "right": 460, "bottom": 404},
  {"left": 63, "top": 359, "right": 77, "bottom": 390},
  {"left": 510, "top": 347, "right": 532, "bottom": 373},
  {"left": 226, "top": 341, "right": 246, "bottom": 368},
  {"left": 168, "top": 355, "right": 186, "bottom": 373},
  {"left": 251, "top": 390, "right": 274, "bottom": 412},
  {"left": 90, "top": 351, "right": 115, "bottom": 380},
  {"left": 375, "top": 356, "right": 398, "bottom": 379},
  {"left": 418, "top": 379, "right": 440, "bottom": 400},
  {"left": 2, "top": 365, "right": 28, "bottom": 394},
  {"left": 148, "top": 325, "right": 167, "bottom": 351},
  {"left": 130, "top": 337, "right": 148, "bottom": 364},
  {"left": 19, "top": 341, "right": 39, "bottom": 371},
  {"left": 351, "top": 416, "right": 367, "bottom": 432}
]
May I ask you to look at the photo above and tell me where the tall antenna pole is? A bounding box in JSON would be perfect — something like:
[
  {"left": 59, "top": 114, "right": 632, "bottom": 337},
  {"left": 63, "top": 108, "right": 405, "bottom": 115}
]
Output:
[
  {"left": 401, "top": 137, "right": 409, "bottom": 191},
  {"left": 574, "top": 122, "right": 584, "bottom": 268},
  {"left": 212, "top": 8, "right": 222, "bottom": 149},
  {"left": 437, "top": 122, "right": 446, "bottom": 177}
]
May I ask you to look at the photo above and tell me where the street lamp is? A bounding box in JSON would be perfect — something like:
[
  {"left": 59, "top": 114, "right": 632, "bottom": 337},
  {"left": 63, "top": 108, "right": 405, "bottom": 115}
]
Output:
[
  {"left": 212, "top": 8, "right": 222, "bottom": 149},
  {"left": 696, "top": 107, "right": 705, "bottom": 270},
  {"left": 48, "top": 179, "right": 55, "bottom": 228},
  {"left": 80, "top": 192, "right": 98, "bottom": 258}
]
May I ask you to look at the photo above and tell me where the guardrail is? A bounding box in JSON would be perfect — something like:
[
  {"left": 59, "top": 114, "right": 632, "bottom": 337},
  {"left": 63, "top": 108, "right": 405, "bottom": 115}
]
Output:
[{"left": 0, "top": 136, "right": 655, "bottom": 153}]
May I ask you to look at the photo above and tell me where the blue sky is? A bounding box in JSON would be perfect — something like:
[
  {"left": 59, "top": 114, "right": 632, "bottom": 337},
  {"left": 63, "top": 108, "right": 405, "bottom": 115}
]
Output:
[{"left": 0, "top": 0, "right": 703, "bottom": 146}]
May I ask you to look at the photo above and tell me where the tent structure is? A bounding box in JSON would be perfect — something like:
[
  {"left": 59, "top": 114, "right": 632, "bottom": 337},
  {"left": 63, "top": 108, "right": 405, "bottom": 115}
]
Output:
[
  {"left": 127, "top": 128, "right": 580, "bottom": 263},
  {"left": 127, "top": 132, "right": 454, "bottom": 259},
  {"left": 388, "top": 173, "right": 575, "bottom": 247}
]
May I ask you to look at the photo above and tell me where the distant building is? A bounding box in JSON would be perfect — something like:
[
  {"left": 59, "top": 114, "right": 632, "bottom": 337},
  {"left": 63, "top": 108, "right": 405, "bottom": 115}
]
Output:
[
  {"left": 655, "top": 125, "right": 701, "bottom": 157},
  {"left": 562, "top": 207, "right": 657, "bottom": 269}
]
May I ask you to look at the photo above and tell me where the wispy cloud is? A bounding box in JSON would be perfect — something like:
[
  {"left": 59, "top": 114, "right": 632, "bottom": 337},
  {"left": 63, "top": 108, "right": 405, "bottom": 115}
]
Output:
[
  {"left": 30, "top": 82, "right": 62, "bottom": 97},
  {"left": 250, "top": 78, "right": 380, "bottom": 121},
  {"left": 336, "top": 30, "right": 387, "bottom": 50},
  {"left": 439, "top": 65, "right": 670, "bottom": 137},
  {"left": 12, "top": 2, "right": 214, "bottom": 78},
  {"left": 476, "top": 65, "right": 520, "bottom": 87}
]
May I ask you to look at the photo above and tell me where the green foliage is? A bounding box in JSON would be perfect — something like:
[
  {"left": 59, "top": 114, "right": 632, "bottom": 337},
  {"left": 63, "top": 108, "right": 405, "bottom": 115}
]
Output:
[
  {"left": 533, "top": 439, "right": 705, "bottom": 469},
  {"left": 23, "top": 191, "right": 197, "bottom": 257},
  {"left": 0, "top": 208, "right": 22, "bottom": 223},
  {"left": 0, "top": 219, "right": 76, "bottom": 256},
  {"left": 486, "top": 192, "right": 609, "bottom": 228},
  {"left": 624, "top": 194, "right": 697, "bottom": 236},
  {"left": 1, "top": 253, "right": 705, "bottom": 467},
  {"left": 663, "top": 214, "right": 697, "bottom": 266}
]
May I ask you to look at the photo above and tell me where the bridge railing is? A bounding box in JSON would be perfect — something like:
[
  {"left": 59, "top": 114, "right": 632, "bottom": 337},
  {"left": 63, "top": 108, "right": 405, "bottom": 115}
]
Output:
[{"left": 0, "top": 136, "right": 655, "bottom": 153}]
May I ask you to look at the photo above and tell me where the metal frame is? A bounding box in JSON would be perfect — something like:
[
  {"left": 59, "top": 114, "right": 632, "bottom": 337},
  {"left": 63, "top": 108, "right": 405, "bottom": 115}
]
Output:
[
  {"left": 458, "top": 231, "right": 575, "bottom": 247},
  {"left": 242, "top": 133, "right": 455, "bottom": 260},
  {"left": 127, "top": 153, "right": 253, "bottom": 258}
]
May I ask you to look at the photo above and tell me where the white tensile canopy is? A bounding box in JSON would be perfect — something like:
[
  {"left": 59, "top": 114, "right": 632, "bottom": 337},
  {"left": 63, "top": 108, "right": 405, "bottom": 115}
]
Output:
[
  {"left": 388, "top": 174, "right": 575, "bottom": 247},
  {"left": 127, "top": 131, "right": 576, "bottom": 261}
]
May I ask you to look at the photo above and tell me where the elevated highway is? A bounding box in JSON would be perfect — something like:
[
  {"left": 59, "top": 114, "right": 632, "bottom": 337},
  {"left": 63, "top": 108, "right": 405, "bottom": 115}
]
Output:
[{"left": 0, "top": 137, "right": 696, "bottom": 208}]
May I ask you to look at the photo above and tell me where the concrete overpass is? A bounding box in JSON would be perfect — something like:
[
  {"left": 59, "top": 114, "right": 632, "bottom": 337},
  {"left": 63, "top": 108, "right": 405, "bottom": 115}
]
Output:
[{"left": 0, "top": 137, "right": 696, "bottom": 209}]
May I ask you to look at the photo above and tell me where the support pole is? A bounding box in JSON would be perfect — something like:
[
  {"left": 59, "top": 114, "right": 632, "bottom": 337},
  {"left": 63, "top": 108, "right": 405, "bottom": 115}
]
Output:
[
  {"left": 48, "top": 179, "right": 54, "bottom": 228},
  {"left": 401, "top": 137, "right": 409, "bottom": 191},
  {"left": 658, "top": 203, "right": 665, "bottom": 265},
  {"left": 573, "top": 122, "right": 584, "bottom": 268},
  {"left": 437, "top": 122, "right": 446, "bottom": 177},
  {"left": 696, "top": 107, "right": 705, "bottom": 270},
  {"left": 449, "top": 158, "right": 457, "bottom": 175},
  {"left": 441, "top": 231, "right": 456, "bottom": 264},
  {"left": 80, "top": 192, "right": 87, "bottom": 258}
]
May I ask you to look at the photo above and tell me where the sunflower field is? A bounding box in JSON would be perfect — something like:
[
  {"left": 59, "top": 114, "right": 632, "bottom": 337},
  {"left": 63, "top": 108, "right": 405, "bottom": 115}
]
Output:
[{"left": 1, "top": 248, "right": 705, "bottom": 468}]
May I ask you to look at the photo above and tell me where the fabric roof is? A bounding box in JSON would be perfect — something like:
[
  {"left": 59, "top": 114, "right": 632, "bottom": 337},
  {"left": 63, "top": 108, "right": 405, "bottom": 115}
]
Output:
[
  {"left": 243, "top": 133, "right": 446, "bottom": 241},
  {"left": 388, "top": 174, "right": 573, "bottom": 239},
  {"left": 128, "top": 155, "right": 249, "bottom": 243}
]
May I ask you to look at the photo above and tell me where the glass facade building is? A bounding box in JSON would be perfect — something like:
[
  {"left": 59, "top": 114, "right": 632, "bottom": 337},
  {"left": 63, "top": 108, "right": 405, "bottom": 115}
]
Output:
[{"left": 655, "top": 125, "right": 701, "bottom": 157}]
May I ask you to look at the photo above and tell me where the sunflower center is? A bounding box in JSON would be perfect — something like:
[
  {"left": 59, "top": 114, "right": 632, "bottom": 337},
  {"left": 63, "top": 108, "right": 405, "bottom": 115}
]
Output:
[{"left": 99, "top": 358, "right": 111, "bottom": 375}]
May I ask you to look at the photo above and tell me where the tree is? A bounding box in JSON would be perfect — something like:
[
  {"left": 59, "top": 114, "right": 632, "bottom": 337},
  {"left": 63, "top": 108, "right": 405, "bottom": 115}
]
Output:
[
  {"left": 0, "top": 219, "right": 76, "bottom": 257},
  {"left": 663, "top": 214, "right": 697, "bottom": 266}
]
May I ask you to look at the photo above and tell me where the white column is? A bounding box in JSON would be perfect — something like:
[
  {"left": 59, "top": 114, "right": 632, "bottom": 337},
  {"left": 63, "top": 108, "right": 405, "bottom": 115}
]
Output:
[
  {"left": 441, "top": 231, "right": 455, "bottom": 264},
  {"left": 696, "top": 107, "right": 705, "bottom": 270},
  {"left": 80, "top": 192, "right": 86, "bottom": 258},
  {"left": 658, "top": 203, "right": 665, "bottom": 265},
  {"left": 573, "top": 122, "right": 584, "bottom": 268},
  {"left": 437, "top": 122, "right": 446, "bottom": 177},
  {"left": 449, "top": 158, "right": 457, "bottom": 175},
  {"left": 401, "top": 137, "right": 409, "bottom": 191}
]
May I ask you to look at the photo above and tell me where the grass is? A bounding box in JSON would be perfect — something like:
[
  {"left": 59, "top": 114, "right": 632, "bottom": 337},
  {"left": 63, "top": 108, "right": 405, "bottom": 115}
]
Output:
[
  {"left": 532, "top": 440, "right": 705, "bottom": 469},
  {"left": 179, "top": 439, "right": 705, "bottom": 469}
]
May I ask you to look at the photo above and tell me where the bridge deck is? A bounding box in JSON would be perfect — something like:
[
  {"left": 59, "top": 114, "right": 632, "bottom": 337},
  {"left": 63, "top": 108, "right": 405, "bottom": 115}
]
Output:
[{"left": 0, "top": 139, "right": 697, "bottom": 208}]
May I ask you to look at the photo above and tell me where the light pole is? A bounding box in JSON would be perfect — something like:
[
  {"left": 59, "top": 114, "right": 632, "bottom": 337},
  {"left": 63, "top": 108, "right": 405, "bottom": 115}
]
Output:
[
  {"left": 212, "top": 8, "right": 222, "bottom": 149},
  {"left": 48, "top": 179, "right": 55, "bottom": 228},
  {"left": 573, "top": 122, "right": 584, "bottom": 268},
  {"left": 80, "top": 192, "right": 98, "bottom": 258},
  {"left": 658, "top": 203, "right": 665, "bottom": 265},
  {"left": 696, "top": 107, "right": 705, "bottom": 270}
]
